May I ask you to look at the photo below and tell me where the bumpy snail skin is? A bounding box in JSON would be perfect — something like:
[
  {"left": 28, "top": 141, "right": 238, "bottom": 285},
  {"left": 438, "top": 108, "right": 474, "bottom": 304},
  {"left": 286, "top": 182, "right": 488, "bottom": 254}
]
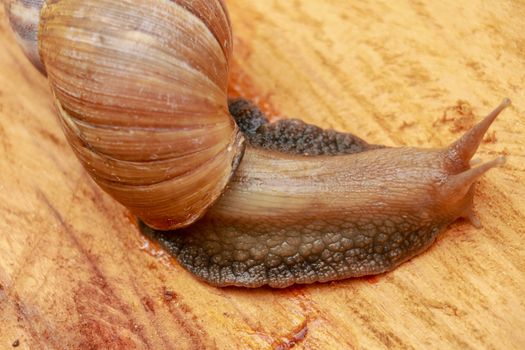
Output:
[
  {"left": 228, "top": 99, "right": 383, "bottom": 155},
  {"left": 142, "top": 99, "right": 509, "bottom": 288}
]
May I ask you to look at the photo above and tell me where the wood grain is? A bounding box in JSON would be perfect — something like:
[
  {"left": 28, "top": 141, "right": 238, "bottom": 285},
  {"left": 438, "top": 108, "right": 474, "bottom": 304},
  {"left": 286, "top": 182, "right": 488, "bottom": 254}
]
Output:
[{"left": 1, "top": 0, "right": 524, "bottom": 349}]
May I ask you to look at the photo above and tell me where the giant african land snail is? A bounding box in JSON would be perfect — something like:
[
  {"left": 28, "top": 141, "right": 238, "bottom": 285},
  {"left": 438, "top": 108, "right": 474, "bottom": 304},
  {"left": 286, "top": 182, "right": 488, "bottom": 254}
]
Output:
[{"left": 6, "top": 0, "right": 509, "bottom": 287}]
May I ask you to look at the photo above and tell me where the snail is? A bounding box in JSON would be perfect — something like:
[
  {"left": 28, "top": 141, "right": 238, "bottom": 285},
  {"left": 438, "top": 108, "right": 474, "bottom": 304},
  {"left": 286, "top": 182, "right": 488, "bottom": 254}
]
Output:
[{"left": 5, "top": 0, "right": 509, "bottom": 288}]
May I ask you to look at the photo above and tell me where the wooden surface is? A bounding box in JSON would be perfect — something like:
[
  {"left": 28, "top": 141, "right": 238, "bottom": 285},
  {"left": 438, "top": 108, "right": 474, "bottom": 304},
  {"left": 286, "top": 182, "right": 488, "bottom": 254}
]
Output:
[{"left": 1, "top": 1, "right": 524, "bottom": 349}]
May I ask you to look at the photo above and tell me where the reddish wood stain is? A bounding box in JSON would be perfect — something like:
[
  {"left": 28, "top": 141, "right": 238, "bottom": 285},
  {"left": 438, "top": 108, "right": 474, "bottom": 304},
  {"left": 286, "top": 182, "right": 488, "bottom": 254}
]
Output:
[{"left": 272, "top": 320, "right": 309, "bottom": 350}]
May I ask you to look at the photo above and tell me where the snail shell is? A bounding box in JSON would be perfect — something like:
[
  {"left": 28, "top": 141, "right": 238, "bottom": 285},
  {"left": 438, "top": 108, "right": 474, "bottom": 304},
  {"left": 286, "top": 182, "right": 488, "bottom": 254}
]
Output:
[
  {"left": 7, "top": 0, "right": 245, "bottom": 230},
  {"left": 5, "top": 0, "right": 508, "bottom": 287}
]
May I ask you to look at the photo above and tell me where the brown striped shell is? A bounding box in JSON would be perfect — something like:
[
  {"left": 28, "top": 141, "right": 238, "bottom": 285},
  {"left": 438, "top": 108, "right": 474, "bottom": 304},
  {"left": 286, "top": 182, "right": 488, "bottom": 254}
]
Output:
[{"left": 6, "top": 0, "right": 244, "bottom": 230}]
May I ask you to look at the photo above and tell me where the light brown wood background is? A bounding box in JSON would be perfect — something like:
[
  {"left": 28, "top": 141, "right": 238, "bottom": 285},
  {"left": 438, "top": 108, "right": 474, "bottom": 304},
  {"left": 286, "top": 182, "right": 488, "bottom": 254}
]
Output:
[{"left": 1, "top": 1, "right": 524, "bottom": 349}]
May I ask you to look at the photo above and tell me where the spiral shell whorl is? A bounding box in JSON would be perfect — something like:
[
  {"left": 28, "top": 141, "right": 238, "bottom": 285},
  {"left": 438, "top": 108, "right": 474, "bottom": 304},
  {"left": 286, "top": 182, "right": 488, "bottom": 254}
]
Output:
[
  {"left": 5, "top": 0, "right": 46, "bottom": 73},
  {"left": 38, "top": 0, "right": 243, "bottom": 230}
]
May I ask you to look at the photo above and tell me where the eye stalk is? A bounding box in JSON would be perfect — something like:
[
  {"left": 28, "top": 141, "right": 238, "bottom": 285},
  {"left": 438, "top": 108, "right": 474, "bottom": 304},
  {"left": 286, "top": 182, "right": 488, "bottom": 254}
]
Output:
[{"left": 446, "top": 98, "right": 510, "bottom": 168}]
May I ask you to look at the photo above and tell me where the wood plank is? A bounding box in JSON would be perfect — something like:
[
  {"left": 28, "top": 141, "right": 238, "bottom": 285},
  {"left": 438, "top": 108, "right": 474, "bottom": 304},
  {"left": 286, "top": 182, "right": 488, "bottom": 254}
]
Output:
[{"left": 1, "top": 0, "right": 524, "bottom": 348}]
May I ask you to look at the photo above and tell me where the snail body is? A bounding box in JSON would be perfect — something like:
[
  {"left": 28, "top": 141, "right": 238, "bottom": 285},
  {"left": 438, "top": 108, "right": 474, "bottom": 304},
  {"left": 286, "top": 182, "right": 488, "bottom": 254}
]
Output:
[
  {"left": 143, "top": 99, "right": 508, "bottom": 287},
  {"left": 5, "top": 0, "right": 508, "bottom": 287}
]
